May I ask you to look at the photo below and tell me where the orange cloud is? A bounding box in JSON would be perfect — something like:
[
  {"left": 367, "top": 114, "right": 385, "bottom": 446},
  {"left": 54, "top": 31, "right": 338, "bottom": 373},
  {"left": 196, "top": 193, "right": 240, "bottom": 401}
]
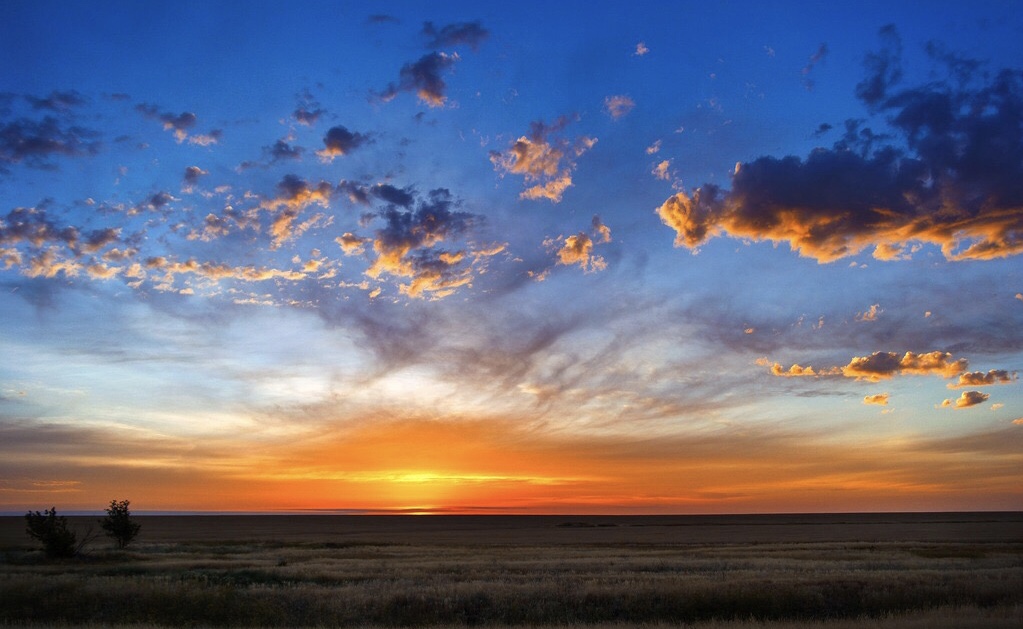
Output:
[
  {"left": 656, "top": 64, "right": 1023, "bottom": 263},
  {"left": 856, "top": 303, "right": 882, "bottom": 322},
  {"left": 490, "top": 117, "right": 596, "bottom": 203},
  {"left": 947, "top": 370, "right": 1017, "bottom": 389},
  {"left": 863, "top": 393, "right": 889, "bottom": 406},
  {"left": 842, "top": 351, "right": 967, "bottom": 382},
  {"left": 940, "top": 390, "right": 990, "bottom": 409}
]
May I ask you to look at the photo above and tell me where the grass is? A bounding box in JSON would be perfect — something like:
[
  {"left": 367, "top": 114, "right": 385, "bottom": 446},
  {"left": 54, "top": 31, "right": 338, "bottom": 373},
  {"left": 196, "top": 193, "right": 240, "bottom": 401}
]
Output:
[{"left": 0, "top": 514, "right": 1020, "bottom": 627}]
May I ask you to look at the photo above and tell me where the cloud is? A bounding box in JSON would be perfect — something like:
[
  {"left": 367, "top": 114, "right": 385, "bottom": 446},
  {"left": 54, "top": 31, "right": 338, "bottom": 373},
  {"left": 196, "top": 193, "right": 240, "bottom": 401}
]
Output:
[
  {"left": 293, "top": 90, "right": 325, "bottom": 126},
  {"left": 656, "top": 32, "right": 1023, "bottom": 263},
  {"left": 336, "top": 232, "right": 370, "bottom": 256},
  {"left": 316, "top": 125, "right": 369, "bottom": 161},
  {"left": 360, "top": 188, "right": 494, "bottom": 299},
  {"left": 260, "top": 174, "right": 335, "bottom": 249},
  {"left": 801, "top": 43, "right": 829, "bottom": 90},
  {"left": 136, "top": 103, "right": 197, "bottom": 142},
  {"left": 182, "top": 166, "right": 208, "bottom": 190},
  {"left": 545, "top": 217, "right": 612, "bottom": 273},
  {"left": 0, "top": 116, "right": 101, "bottom": 170},
  {"left": 490, "top": 116, "right": 597, "bottom": 203},
  {"left": 422, "top": 21, "right": 489, "bottom": 51},
  {"left": 863, "top": 393, "right": 889, "bottom": 406},
  {"left": 856, "top": 303, "right": 883, "bottom": 322},
  {"left": 761, "top": 351, "right": 968, "bottom": 382},
  {"left": 187, "top": 129, "right": 222, "bottom": 146},
  {"left": 646, "top": 140, "right": 662, "bottom": 155},
  {"left": 25, "top": 90, "right": 87, "bottom": 111},
  {"left": 842, "top": 351, "right": 967, "bottom": 382},
  {"left": 604, "top": 95, "right": 635, "bottom": 120},
  {"left": 380, "top": 52, "right": 460, "bottom": 108},
  {"left": 634, "top": 42, "right": 649, "bottom": 56},
  {"left": 947, "top": 369, "right": 1017, "bottom": 388},
  {"left": 856, "top": 25, "right": 903, "bottom": 106},
  {"left": 652, "top": 159, "right": 674, "bottom": 181},
  {"left": 1014, "top": 418, "right": 1023, "bottom": 425},
  {"left": 940, "top": 390, "right": 989, "bottom": 409},
  {"left": 756, "top": 358, "right": 839, "bottom": 378}
]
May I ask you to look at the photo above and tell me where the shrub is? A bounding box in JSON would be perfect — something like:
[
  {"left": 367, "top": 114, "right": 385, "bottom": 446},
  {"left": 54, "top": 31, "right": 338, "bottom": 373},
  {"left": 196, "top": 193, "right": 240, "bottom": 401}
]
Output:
[
  {"left": 100, "top": 499, "right": 141, "bottom": 549},
  {"left": 24, "top": 507, "right": 77, "bottom": 558}
]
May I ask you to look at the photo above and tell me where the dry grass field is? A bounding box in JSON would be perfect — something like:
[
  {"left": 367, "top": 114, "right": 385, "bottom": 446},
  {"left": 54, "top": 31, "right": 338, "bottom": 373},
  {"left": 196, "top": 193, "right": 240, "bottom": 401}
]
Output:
[{"left": 0, "top": 513, "right": 1020, "bottom": 628}]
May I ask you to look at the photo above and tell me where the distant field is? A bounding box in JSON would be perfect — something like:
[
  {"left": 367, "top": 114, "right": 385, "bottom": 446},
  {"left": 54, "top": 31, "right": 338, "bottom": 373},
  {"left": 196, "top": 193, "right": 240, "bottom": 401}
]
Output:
[{"left": 1, "top": 513, "right": 1021, "bottom": 628}]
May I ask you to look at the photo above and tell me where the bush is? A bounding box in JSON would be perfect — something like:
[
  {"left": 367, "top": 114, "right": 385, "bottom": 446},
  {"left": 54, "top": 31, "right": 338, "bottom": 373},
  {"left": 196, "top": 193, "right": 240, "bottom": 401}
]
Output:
[
  {"left": 100, "top": 499, "right": 141, "bottom": 549},
  {"left": 24, "top": 507, "right": 77, "bottom": 558}
]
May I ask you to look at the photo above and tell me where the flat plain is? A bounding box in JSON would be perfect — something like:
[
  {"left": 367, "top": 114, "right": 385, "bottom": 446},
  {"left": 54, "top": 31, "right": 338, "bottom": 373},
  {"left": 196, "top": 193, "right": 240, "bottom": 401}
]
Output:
[{"left": 1, "top": 512, "right": 1020, "bottom": 628}]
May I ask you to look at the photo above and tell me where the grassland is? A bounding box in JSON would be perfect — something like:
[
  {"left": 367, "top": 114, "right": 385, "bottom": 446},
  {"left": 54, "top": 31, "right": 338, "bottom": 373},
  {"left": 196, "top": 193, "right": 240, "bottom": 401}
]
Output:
[{"left": 0, "top": 513, "right": 1020, "bottom": 628}]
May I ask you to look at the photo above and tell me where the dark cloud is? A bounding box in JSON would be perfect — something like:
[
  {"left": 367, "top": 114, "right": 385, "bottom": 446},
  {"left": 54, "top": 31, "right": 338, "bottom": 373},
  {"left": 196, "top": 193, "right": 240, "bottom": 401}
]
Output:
[
  {"left": 293, "top": 89, "right": 325, "bottom": 126},
  {"left": 422, "top": 21, "right": 489, "bottom": 51},
  {"left": 379, "top": 52, "right": 459, "bottom": 108},
  {"left": 0, "top": 116, "right": 101, "bottom": 170},
  {"left": 269, "top": 139, "right": 303, "bottom": 161},
  {"left": 183, "top": 166, "right": 208, "bottom": 185},
  {"left": 338, "top": 180, "right": 372, "bottom": 206},
  {"left": 801, "top": 43, "right": 829, "bottom": 90},
  {"left": 294, "top": 107, "right": 324, "bottom": 126},
  {"left": 148, "top": 191, "right": 173, "bottom": 210},
  {"left": 135, "top": 103, "right": 200, "bottom": 141},
  {"left": 367, "top": 14, "right": 400, "bottom": 24},
  {"left": 317, "top": 125, "right": 369, "bottom": 160},
  {"left": 25, "top": 90, "right": 87, "bottom": 111},
  {"left": 658, "top": 31, "right": 1023, "bottom": 262},
  {"left": 239, "top": 139, "right": 304, "bottom": 170},
  {"left": 856, "top": 25, "right": 903, "bottom": 106},
  {"left": 371, "top": 183, "right": 414, "bottom": 207},
  {"left": 0, "top": 206, "right": 78, "bottom": 248}
]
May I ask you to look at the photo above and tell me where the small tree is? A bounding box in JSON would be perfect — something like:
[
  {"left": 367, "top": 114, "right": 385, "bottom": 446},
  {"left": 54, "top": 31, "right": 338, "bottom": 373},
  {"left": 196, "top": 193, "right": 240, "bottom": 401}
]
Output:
[
  {"left": 25, "top": 507, "right": 78, "bottom": 558},
  {"left": 100, "top": 499, "right": 141, "bottom": 548}
]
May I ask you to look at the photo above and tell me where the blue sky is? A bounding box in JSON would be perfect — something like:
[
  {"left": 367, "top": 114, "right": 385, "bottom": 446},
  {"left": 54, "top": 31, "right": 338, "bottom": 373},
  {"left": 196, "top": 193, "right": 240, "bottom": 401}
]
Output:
[{"left": 1, "top": 1, "right": 1021, "bottom": 513}]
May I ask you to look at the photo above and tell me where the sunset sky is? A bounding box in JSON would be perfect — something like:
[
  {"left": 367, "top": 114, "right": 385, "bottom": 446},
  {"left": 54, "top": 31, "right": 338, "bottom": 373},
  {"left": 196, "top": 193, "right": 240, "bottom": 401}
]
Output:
[{"left": 1, "top": 1, "right": 1021, "bottom": 515}]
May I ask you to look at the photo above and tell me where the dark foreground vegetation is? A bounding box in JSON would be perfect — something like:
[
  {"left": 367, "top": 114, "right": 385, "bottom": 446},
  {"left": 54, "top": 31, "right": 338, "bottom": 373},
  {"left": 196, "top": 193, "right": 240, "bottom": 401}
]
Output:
[{"left": 0, "top": 513, "right": 1020, "bottom": 628}]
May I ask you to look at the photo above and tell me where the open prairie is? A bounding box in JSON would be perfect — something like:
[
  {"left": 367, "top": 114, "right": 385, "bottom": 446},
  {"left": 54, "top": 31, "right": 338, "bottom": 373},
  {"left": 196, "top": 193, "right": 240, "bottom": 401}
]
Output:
[{"left": 1, "top": 513, "right": 1021, "bottom": 628}]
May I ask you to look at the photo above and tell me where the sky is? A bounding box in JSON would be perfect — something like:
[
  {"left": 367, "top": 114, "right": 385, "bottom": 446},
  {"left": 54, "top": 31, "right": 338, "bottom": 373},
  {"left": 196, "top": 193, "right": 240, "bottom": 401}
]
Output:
[{"left": 1, "top": 1, "right": 1021, "bottom": 515}]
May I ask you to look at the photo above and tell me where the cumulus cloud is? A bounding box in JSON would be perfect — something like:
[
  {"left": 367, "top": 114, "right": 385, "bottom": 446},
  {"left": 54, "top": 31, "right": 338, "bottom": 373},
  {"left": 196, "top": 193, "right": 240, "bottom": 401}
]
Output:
[
  {"left": 863, "top": 393, "right": 890, "bottom": 406},
  {"left": 941, "top": 390, "right": 989, "bottom": 409},
  {"left": 842, "top": 351, "right": 967, "bottom": 381},
  {"left": 316, "top": 125, "right": 369, "bottom": 161},
  {"left": 657, "top": 30, "right": 1023, "bottom": 263},
  {"left": 761, "top": 351, "right": 969, "bottom": 382},
  {"left": 489, "top": 116, "right": 597, "bottom": 203},
  {"left": 182, "top": 166, "right": 208, "bottom": 191},
  {"left": 634, "top": 42, "right": 649, "bottom": 56},
  {"left": 947, "top": 369, "right": 1017, "bottom": 389},
  {"left": 604, "top": 95, "right": 635, "bottom": 120},
  {"left": 25, "top": 90, "right": 87, "bottom": 111},
  {"left": 546, "top": 216, "right": 612, "bottom": 273},
  {"left": 422, "top": 21, "right": 489, "bottom": 51},
  {"left": 379, "top": 52, "right": 459, "bottom": 108}
]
